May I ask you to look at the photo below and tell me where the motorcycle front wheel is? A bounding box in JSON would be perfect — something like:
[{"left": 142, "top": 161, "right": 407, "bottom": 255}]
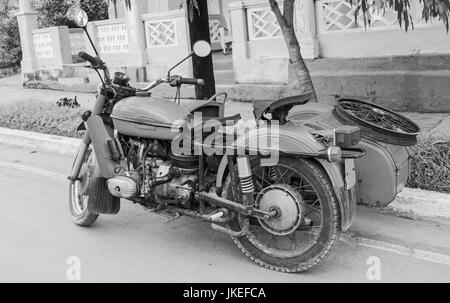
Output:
[
  {"left": 68, "top": 147, "right": 119, "bottom": 226},
  {"left": 226, "top": 157, "right": 340, "bottom": 273}
]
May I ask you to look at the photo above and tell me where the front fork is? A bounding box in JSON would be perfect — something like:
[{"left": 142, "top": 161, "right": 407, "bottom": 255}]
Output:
[{"left": 69, "top": 92, "right": 107, "bottom": 181}]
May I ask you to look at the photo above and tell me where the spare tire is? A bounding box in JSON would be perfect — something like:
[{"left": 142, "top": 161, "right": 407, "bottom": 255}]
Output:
[{"left": 333, "top": 98, "right": 420, "bottom": 146}]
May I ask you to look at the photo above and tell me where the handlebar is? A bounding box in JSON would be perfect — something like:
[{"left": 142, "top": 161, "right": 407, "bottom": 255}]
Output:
[
  {"left": 180, "top": 77, "right": 204, "bottom": 86},
  {"left": 80, "top": 50, "right": 205, "bottom": 95},
  {"left": 78, "top": 51, "right": 103, "bottom": 67},
  {"left": 168, "top": 75, "right": 204, "bottom": 87},
  {"left": 136, "top": 75, "right": 204, "bottom": 93}
]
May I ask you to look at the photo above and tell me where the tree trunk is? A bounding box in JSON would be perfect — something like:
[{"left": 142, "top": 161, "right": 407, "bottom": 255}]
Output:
[
  {"left": 187, "top": 0, "right": 216, "bottom": 100},
  {"left": 268, "top": 0, "right": 317, "bottom": 102}
]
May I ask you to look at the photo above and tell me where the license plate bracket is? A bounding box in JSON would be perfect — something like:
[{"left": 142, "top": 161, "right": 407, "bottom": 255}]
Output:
[{"left": 345, "top": 159, "right": 356, "bottom": 190}]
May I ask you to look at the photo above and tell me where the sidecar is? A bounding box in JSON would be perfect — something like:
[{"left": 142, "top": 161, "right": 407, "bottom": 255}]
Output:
[
  {"left": 288, "top": 98, "right": 420, "bottom": 207},
  {"left": 188, "top": 94, "right": 419, "bottom": 207}
]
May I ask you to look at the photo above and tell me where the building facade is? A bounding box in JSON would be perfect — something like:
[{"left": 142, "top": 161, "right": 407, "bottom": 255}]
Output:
[{"left": 16, "top": 0, "right": 450, "bottom": 86}]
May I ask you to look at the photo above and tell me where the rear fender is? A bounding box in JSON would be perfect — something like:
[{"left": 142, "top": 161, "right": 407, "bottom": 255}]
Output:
[
  {"left": 315, "top": 159, "right": 356, "bottom": 232},
  {"left": 216, "top": 123, "right": 325, "bottom": 187},
  {"left": 233, "top": 122, "right": 325, "bottom": 165},
  {"left": 214, "top": 123, "right": 356, "bottom": 231}
]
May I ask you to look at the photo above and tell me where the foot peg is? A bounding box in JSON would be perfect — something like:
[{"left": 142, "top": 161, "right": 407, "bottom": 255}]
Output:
[
  {"left": 211, "top": 223, "right": 248, "bottom": 237},
  {"left": 208, "top": 211, "right": 225, "bottom": 222}
]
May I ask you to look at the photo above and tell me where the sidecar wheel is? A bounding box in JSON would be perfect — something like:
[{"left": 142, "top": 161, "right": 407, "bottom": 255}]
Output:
[{"left": 226, "top": 158, "right": 340, "bottom": 273}]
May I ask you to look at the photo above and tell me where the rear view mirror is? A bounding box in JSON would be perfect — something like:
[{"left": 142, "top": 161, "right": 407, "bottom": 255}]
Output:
[
  {"left": 193, "top": 40, "right": 212, "bottom": 58},
  {"left": 66, "top": 5, "right": 89, "bottom": 28}
]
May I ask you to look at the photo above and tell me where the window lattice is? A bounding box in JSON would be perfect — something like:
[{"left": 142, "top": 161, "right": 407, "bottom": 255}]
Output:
[
  {"left": 209, "top": 19, "right": 221, "bottom": 43},
  {"left": 319, "top": 0, "right": 398, "bottom": 32},
  {"left": 146, "top": 20, "right": 177, "bottom": 47},
  {"left": 249, "top": 9, "right": 282, "bottom": 40},
  {"left": 97, "top": 23, "right": 129, "bottom": 54},
  {"left": 33, "top": 32, "right": 53, "bottom": 58}
]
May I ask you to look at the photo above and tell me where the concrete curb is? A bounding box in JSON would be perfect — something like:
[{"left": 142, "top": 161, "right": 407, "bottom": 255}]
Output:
[
  {"left": 0, "top": 127, "right": 80, "bottom": 156},
  {"left": 0, "top": 127, "right": 449, "bottom": 220},
  {"left": 389, "top": 188, "right": 450, "bottom": 220}
]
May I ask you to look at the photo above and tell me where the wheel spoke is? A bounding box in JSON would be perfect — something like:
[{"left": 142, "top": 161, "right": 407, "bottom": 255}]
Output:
[
  {"left": 238, "top": 160, "right": 328, "bottom": 258},
  {"left": 338, "top": 99, "right": 419, "bottom": 134}
]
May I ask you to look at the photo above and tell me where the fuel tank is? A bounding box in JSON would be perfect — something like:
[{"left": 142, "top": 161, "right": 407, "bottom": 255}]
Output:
[
  {"left": 111, "top": 96, "right": 189, "bottom": 140},
  {"left": 288, "top": 103, "right": 410, "bottom": 207}
]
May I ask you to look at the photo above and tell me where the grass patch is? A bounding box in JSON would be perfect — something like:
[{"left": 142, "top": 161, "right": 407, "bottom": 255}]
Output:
[
  {"left": 0, "top": 100, "right": 85, "bottom": 138},
  {"left": 407, "top": 136, "right": 450, "bottom": 194}
]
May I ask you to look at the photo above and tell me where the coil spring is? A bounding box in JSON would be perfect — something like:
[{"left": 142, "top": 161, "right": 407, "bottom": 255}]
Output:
[
  {"left": 267, "top": 167, "right": 278, "bottom": 183},
  {"left": 240, "top": 175, "right": 255, "bottom": 194}
]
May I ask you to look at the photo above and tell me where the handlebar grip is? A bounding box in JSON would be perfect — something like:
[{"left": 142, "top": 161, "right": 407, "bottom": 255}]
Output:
[
  {"left": 78, "top": 51, "right": 101, "bottom": 66},
  {"left": 180, "top": 77, "right": 205, "bottom": 86}
]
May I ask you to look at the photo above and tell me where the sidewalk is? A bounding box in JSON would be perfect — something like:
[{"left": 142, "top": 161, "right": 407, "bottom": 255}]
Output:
[{"left": 1, "top": 75, "right": 449, "bottom": 136}]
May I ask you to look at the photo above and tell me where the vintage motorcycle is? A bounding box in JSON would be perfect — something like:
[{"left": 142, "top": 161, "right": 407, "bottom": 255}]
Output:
[{"left": 66, "top": 6, "right": 419, "bottom": 272}]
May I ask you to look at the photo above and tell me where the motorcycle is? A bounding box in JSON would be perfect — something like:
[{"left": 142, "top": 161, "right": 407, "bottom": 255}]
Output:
[{"left": 66, "top": 6, "right": 419, "bottom": 272}]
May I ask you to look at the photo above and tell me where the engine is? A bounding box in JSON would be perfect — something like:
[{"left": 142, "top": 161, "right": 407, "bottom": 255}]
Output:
[
  {"left": 106, "top": 138, "right": 199, "bottom": 206},
  {"left": 152, "top": 162, "right": 198, "bottom": 204}
]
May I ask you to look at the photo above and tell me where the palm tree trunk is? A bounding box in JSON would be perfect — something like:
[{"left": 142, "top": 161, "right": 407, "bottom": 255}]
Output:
[{"left": 269, "top": 0, "right": 317, "bottom": 102}]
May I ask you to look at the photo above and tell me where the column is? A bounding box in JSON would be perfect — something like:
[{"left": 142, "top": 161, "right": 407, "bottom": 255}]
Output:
[
  {"left": 229, "top": 1, "right": 249, "bottom": 83},
  {"left": 125, "top": 0, "right": 147, "bottom": 67},
  {"left": 16, "top": 0, "right": 38, "bottom": 73},
  {"left": 295, "top": 0, "right": 320, "bottom": 59},
  {"left": 108, "top": 0, "right": 117, "bottom": 19}
]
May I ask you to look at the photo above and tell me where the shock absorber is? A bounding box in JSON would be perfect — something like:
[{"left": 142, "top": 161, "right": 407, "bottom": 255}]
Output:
[
  {"left": 267, "top": 166, "right": 278, "bottom": 183},
  {"left": 236, "top": 156, "right": 254, "bottom": 194}
]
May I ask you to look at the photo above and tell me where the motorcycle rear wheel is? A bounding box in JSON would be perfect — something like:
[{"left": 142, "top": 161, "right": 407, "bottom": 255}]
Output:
[{"left": 226, "top": 157, "right": 340, "bottom": 273}]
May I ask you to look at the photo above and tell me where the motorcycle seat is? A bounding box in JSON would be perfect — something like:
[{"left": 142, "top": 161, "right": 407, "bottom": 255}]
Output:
[{"left": 253, "top": 92, "right": 313, "bottom": 120}]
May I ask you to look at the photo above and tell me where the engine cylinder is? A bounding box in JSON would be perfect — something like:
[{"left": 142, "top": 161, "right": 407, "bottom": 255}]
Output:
[{"left": 107, "top": 176, "right": 139, "bottom": 199}]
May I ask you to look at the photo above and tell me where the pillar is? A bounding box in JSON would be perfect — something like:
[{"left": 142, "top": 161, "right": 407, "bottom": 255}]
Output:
[
  {"left": 229, "top": 1, "right": 249, "bottom": 83},
  {"left": 125, "top": 0, "right": 147, "bottom": 67},
  {"left": 295, "top": 0, "right": 320, "bottom": 59},
  {"left": 16, "top": 0, "right": 38, "bottom": 73}
]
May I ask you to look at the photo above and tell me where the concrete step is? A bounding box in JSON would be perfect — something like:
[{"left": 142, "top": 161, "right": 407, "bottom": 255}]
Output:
[
  {"left": 214, "top": 69, "right": 235, "bottom": 85},
  {"left": 212, "top": 51, "right": 233, "bottom": 70},
  {"left": 62, "top": 63, "right": 92, "bottom": 78},
  {"left": 0, "top": 74, "right": 22, "bottom": 88},
  {"left": 305, "top": 53, "right": 450, "bottom": 73},
  {"left": 213, "top": 58, "right": 233, "bottom": 71},
  {"left": 24, "top": 77, "right": 97, "bottom": 93}
]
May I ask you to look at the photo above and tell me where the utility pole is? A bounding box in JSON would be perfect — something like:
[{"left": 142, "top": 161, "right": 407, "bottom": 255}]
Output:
[{"left": 187, "top": 0, "right": 216, "bottom": 100}]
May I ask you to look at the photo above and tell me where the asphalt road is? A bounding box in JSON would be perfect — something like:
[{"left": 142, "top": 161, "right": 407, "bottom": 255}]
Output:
[{"left": 0, "top": 144, "right": 449, "bottom": 283}]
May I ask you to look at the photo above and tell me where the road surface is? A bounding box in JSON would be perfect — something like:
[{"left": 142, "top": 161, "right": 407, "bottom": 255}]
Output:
[{"left": 0, "top": 144, "right": 449, "bottom": 283}]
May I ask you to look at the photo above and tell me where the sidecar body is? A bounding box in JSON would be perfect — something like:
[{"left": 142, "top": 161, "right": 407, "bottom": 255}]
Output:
[{"left": 288, "top": 101, "right": 419, "bottom": 207}]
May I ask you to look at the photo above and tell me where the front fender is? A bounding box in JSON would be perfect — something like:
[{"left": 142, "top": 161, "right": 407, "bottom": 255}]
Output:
[{"left": 86, "top": 115, "right": 126, "bottom": 179}]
